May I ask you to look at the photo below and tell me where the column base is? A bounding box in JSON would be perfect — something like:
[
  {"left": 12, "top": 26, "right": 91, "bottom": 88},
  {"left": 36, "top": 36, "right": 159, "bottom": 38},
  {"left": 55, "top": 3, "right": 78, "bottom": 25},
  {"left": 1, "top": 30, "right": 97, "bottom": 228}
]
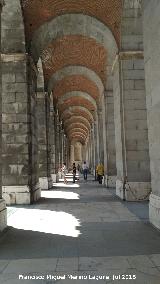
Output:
[
  {"left": 116, "top": 179, "right": 151, "bottom": 201},
  {"left": 0, "top": 199, "right": 7, "bottom": 232},
  {"left": 116, "top": 179, "right": 125, "bottom": 200},
  {"left": 48, "top": 177, "right": 53, "bottom": 189},
  {"left": 32, "top": 183, "right": 41, "bottom": 202},
  {"left": 39, "top": 177, "right": 52, "bottom": 190},
  {"left": 56, "top": 171, "right": 62, "bottom": 182},
  {"left": 125, "top": 182, "right": 151, "bottom": 201},
  {"left": 51, "top": 174, "right": 57, "bottom": 183},
  {"left": 149, "top": 193, "right": 160, "bottom": 230},
  {"left": 2, "top": 184, "right": 41, "bottom": 205},
  {"left": 105, "top": 175, "right": 116, "bottom": 188}
]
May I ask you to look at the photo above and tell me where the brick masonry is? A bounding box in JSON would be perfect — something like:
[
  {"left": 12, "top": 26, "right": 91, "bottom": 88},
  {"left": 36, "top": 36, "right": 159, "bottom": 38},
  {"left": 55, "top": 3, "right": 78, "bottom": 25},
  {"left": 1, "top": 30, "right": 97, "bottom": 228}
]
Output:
[{"left": 22, "top": 0, "right": 122, "bottom": 46}]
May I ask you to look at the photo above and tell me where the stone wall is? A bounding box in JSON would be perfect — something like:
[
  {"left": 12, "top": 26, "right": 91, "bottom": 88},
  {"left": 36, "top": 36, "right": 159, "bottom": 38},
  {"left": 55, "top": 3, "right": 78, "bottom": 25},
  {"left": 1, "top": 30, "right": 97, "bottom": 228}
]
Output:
[
  {"left": 49, "top": 95, "right": 56, "bottom": 182},
  {"left": 0, "top": 1, "right": 7, "bottom": 231},
  {"left": 1, "top": 0, "right": 40, "bottom": 204},
  {"left": 112, "top": 1, "right": 151, "bottom": 201},
  {"left": 113, "top": 60, "right": 124, "bottom": 198},
  {"left": 122, "top": 0, "right": 143, "bottom": 51},
  {"left": 143, "top": 0, "right": 160, "bottom": 229},
  {"left": 105, "top": 92, "right": 117, "bottom": 187},
  {"left": 113, "top": 54, "right": 151, "bottom": 201}
]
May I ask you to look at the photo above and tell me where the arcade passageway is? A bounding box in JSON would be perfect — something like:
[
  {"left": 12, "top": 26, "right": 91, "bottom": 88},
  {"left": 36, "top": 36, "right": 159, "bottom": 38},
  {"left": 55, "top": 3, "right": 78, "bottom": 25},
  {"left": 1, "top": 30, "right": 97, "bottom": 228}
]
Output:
[
  {"left": 0, "top": 0, "right": 160, "bottom": 282},
  {"left": 1, "top": 176, "right": 160, "bottom": 283}
]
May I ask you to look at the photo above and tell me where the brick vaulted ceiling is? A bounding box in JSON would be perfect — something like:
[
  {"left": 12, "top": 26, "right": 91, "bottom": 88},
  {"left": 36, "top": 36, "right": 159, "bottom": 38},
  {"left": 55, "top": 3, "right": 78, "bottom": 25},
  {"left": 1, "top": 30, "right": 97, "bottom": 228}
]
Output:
[
  {"left": 53, "top": 75, "right": 100, "bottom": 104},
  {"left": 21, "top": 0, "right": 122, "bottom": 45},
  {"left": 42, "top": 35, "right": 107, "bottom": 84},
  {"left": 61, "top": 108, "right": 94, "bottom": 124},
  {"left": 21, "top": 0, "right": 121, "bottom": 144}
]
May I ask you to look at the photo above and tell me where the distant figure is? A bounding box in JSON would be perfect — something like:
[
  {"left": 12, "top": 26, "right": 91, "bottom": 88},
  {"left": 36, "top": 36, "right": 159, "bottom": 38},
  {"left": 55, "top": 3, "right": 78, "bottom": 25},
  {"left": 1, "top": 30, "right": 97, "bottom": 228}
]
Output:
[
  {"left": 82, "top": 161, "right": 88, "bottom": 180},
  {"left": 77, "top": 164, "right": 80, "bottom": 172},
  {"left": 72, "top": 162, "right": 76, "bottom": 183},
  {"left": 62, "top": 162, "right": 68, "bottom": 184},
  {"left": 96, "top": 163, "right": 104, "bottom": 184}
]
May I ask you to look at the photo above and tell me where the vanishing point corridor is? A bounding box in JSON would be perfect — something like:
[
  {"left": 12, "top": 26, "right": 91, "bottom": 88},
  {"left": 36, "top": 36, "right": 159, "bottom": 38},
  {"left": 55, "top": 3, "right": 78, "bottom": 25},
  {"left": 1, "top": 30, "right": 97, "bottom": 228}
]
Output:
[
  {"left": 1, "top": 175, "right": 160, "bottom": 283},
  {"left": 1, "top": 1, "right": 160, "bottom": 283}
]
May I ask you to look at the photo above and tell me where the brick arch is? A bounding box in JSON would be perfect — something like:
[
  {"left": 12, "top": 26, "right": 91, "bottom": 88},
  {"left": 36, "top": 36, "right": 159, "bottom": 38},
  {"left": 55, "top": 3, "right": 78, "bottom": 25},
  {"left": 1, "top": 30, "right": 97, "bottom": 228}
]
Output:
[
  {"left": 48, "top": 66, "right": 104, "bottom": 97},
  {"left": 69, "top": 133, "right": 86, "bottom": 144},
  {"left": 42, "top": 35, "right": 107, "bottom": 84},
  {"left": 61, "top": 107, "right": 94, "bottom": 124},
  {"left": 22, "top": 0, "right": 122, "bottom": 45},
  {"left": 67, "top": 128, "right": 88, "bottom": 138},
  {"left": 58, "top": 91, "right": 97, "bottom": 111},
  {"left": 53, "top": 75, "right": 100, "bottom": 103},
  {"left": 63, "top": 116, "right": 91, "bottom": 131},
  {"left": 31, "top": 14, "right": 118, "bottom": 65},
  {"left": 66, "top": 124, "right": 89, "bottom": 136},
  {"left": 59, "top": 97, "right": 96, "bottom": 116}
]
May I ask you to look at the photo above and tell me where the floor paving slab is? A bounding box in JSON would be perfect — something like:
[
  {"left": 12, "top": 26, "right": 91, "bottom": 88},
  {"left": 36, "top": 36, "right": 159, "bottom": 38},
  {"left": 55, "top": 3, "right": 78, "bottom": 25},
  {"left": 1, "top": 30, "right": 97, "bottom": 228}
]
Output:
[{"left": 0, "top": 176, "right": 160, "bottom": 283}]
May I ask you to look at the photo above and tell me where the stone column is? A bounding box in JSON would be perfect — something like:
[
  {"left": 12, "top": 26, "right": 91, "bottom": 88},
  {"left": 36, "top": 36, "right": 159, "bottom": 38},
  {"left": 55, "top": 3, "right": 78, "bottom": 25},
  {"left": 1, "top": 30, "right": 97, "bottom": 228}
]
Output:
[
  {"left": 37, "top": 92, "right": 52, "bottom": 190},
  {"left": 64, "top": 135, "right": 68, "bottom": 165},
  {"left": 90, "top": 134, "right": 94, "bottom": 173},
  {"left": 92, "top": 123, "right": 97, "bottom": 177},
  {"left": 88, "top": 137, "right": 91, "bottom": 170},
  {"left": 91, "top": 126, "right": 95, "bottom": 174},
  {"left": 98, "top": 110, "right": 104, "bottom": 164},
  {"left": 45, "top": 93, "right": 53, "bottom": 189},
  {"left": 94, "top": 116, "right": 100, "bottom": 165},
  {"left": 113, "top": 52, "right": 151, "bottom": 201},
  {"left": 1, "top": 0, "right": 40, "bottom": 204},
  {"left": 0, "top": 0, "right": 7, "bottom": 231},
  {"left": 143, "top": 0, "right": 160, "bottom": 229},
  {"left": 59, "top": 125, "right": 63, "bottom": 167},
  {"left": 2, "top": 54, "right": 40, "bottom": 204},
  {"left": 61, "top": 129, "right": 64, "bottom": 164},
  {"left": 49, "top": 95, "right": 56, "bottom": 183},
  {"left": 105, "top": 91, "right": 117, "bottom": 187},
  {"left": 54, "top": 110, "right": 59, "bottom": 174},
  {"left": 101, "top": 94, "right": 108, "bottom": 183},
  {"left": 70, "top": 144, "right": 74, "bottom": 166}
]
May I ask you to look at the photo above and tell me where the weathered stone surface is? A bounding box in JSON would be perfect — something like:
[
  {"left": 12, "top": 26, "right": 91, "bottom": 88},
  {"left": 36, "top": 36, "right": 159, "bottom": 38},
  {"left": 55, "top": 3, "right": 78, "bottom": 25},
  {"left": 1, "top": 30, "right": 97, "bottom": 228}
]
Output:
[
  {"left": 143, "top": 0, "right": 160, "bottom": 229},
  {"left": 0, "top": 199, "right": 7, "bottom": 231},
  {"left": 149, "top": 194, "right": 160, "bottom": 230},
  {"left": 125, "top": 182, "right": 151, "bottom": 201},
  {"left": 113, "top": 53, "right": 150, "bottom": 200}
]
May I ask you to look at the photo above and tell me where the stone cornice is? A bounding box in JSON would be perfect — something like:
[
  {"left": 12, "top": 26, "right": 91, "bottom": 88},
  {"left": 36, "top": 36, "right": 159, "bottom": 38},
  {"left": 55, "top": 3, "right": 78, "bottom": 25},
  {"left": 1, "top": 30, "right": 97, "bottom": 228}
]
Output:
[
  {"left": 111, "top": 50, "right": 144, "bottom": 74},
  {"left": 1, "top": 53, "right": 27, "bottom": 62},
  {"left": 1, "top": 53, "right": 38, "bottom": 76}
]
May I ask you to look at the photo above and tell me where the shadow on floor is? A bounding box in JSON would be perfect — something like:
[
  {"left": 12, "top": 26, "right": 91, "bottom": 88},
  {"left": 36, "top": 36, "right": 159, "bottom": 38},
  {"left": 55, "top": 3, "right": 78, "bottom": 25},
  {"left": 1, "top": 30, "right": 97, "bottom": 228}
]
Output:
[{"left": 1, "top": 220, "right": 160, "bottom": 260}]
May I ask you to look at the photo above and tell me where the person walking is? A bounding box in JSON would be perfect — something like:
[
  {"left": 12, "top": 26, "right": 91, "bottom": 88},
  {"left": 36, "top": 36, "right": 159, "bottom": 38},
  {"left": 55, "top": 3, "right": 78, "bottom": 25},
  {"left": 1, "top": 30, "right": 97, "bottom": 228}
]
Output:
[
  {"left": 96, "top": 163, "right": 104, "bottom": 184},
  {"left": 61, "top": 162, "right": 68, "bottom": 184},
  {"left": 77, "top": 164, "right": 80, "bottom": 172},
  {"left": 72, "top": 162, "right": 76, "bottom": 183},
  {"left": 82, "top": 161, "right": 88, "bottom": 180}
]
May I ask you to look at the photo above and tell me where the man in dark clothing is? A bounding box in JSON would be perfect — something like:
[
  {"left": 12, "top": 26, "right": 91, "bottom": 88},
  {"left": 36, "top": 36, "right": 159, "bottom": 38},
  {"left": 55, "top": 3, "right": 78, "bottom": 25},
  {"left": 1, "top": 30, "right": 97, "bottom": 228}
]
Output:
[{"left": 72, "top": 163, "right": 76, "bottom": 183}]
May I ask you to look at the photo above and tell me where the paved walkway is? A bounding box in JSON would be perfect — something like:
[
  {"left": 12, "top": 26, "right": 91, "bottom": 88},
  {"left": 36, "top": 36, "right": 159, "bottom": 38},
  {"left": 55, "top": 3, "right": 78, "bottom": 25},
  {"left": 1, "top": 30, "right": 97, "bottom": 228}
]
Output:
[{"left": 1, "top": 175, "right": 160, "bottom": 283}]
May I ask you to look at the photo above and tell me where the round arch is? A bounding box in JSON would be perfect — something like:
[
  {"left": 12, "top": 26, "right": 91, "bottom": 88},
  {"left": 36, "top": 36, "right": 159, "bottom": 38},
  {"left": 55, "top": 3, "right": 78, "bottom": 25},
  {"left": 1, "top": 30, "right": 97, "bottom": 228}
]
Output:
[
  {"left": 53, "top": 74, "right": 100, "bottom": 104},
  {"left": 61, "top": 106, "right": 94, "bottom": 123},
  {"left": 63, "top": 116, "right": 91, "bottom": 132},
  {"left": 30, "top": 14, "right": 118, "bottom": 63}
]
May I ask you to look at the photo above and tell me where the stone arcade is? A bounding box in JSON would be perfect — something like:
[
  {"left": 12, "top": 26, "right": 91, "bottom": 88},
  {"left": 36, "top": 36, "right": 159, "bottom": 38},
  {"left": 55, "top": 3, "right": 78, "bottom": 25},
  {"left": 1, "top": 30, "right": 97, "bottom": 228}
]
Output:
[{"left": 0, "top": 0, "right": 160, "bottom": 231}]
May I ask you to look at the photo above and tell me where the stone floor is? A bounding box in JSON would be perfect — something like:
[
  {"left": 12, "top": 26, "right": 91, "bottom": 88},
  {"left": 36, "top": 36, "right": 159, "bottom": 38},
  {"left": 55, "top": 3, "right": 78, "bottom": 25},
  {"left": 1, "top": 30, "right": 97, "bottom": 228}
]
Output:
[{"left": 1, "top": 175, "right": 160, "bottom": 283}]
